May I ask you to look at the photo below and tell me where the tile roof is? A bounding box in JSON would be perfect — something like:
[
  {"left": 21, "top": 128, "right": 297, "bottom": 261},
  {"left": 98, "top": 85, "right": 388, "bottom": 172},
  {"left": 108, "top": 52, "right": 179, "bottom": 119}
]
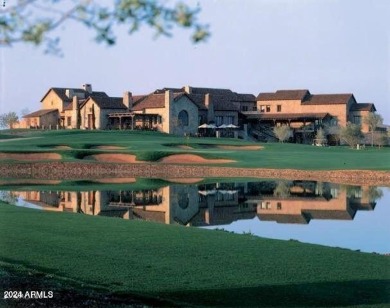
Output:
[
  {"left": 235, "top": 93, "right": 256, "bottom": 102},
  {"left": 303, "top": 209, "right": 355, "bottom": 220},
  {"left": 188, "top": 86, "right": 235, "bottom": 97},
  {"left": 186, "top": 93, "right": 239, "bottom": 111},
  {"left": 151, "top": 86, "right": 255, "bottom": 111},
  {"left": 257, "top": 90, "right": 310, "bottom": 101},
  {"left": 41, "top": 87, "right": 108, "bottom": 103},
  {"left": 303, "top": 94, "right": 354, "bottom": 105},
  {"left": 88, "top": 96, "right": 126, "bottom": 110},
  {"left": 132, "top": 93, "right": 166, "bottom": 111},
  {"left": 23, "top": 109, "right": 58, "bottom": 118},
  {"left": 244, "top": 112, "right": 330, "bottom": 121},
  {"left": 350, "top": 103, "right": 376, "bottom": 112},
  {"left": 258, "top": 214, "right": 310, "bottom": 224},
  {"left": 132, "top": 208, "right": 166, "bottom": 223},
  {"left": 153, "top": 88, "right": 183, "bottom": 94},
  {"left": 62, "top": 99, "right": 87, "bottom": 111},
  {"left": 132, "top": 92, "right": 197, "bottom": 111}
]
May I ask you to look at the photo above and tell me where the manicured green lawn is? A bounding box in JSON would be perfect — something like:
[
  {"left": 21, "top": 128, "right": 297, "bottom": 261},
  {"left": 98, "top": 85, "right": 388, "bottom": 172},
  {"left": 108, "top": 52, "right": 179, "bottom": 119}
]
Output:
[
  {"left": 0, "top": 203, "right": 389, "bottom": 307},
  {"left": 1, "top": 130, "right": 389, "bottom": 170}
]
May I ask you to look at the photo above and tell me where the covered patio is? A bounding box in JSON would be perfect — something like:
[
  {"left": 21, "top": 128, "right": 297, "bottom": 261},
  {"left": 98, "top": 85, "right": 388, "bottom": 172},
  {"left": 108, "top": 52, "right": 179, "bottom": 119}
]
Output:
[
  {"left": 244, "top": 112, "right": 333, "bottom": 143},
  {"left": 108, "top": 112, "right": 161, "bottom": 130}
]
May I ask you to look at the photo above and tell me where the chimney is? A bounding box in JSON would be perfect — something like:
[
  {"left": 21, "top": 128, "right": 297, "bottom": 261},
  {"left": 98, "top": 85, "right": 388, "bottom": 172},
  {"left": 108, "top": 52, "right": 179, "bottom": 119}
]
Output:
[
  {"left": 205, "top": 93, "right": 215, "bottom": 123},
  {"left": 165, "top": 89, "right": 173, "bottom": 107},
  {"left": 72, "top": 95, "right": 78, "bottom": 110},
  {"left": 83, "top": 84, "right": 92, "bottom": 94},
  {"left": 123, "top": 91, "right": 133, "bottom": 110},
  {"left": 65, "top": 89, "right": 74, "bottom": 98},
  {"left": 184, "top": 85, "right": 192, "bottom": 94},
  {"left": 205, "top": 93, "right": 211, "bottom": 108}
]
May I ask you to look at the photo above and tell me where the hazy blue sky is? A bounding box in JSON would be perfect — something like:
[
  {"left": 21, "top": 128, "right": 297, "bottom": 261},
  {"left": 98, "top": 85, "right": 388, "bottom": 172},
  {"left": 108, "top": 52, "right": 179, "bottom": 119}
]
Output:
[{"left": 1, "top": 0, "right": 389, "bottom": 123}]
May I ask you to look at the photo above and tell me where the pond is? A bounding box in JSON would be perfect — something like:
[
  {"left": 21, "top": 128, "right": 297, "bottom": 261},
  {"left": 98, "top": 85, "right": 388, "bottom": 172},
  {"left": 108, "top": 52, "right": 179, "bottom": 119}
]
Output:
[{"left": 1, "top": 179, "right": 389, "bottom": 253}]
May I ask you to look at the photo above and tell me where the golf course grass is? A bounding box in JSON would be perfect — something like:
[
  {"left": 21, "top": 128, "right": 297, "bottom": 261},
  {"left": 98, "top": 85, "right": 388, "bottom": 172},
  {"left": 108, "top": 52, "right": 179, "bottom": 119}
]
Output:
[
  {"left": 0, "top": 129, "right": 389, "bottom": 170},
  {"left": 0, "top": 202, "right": 389, "bottom": 307}
]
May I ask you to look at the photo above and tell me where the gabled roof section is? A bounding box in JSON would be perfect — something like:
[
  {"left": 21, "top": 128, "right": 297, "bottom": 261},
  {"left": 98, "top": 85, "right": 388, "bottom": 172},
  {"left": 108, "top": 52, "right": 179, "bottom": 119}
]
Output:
[
  {"left": 303, "top": 94, "right": 354, "bottom": 105},
  {"left": 257, "top": 90, "right": 311, "bottom": 101},
  {"left": 87, "top": 96, "right": 126, "bottom": 110},
  {"left": 350, "top": 103, "right": 376, "bottom": 112},
  {"left": 154, "top": 87, "right": 183, "bottom": 94},
  {"left": 235, "top": 93, "right": 256, "bottom": 102},
  {"left": 132, "top": 92, "right": 196, "bottom": 111},
  {"left": 63, "top": 99, "right": 87, "bottom": 111},
  {"left": 132, "top": 93, "right": 165, "bottom": 111},
  {"left": 40, "top": 87, "right": 108, "bottom": 103},
  {"left": 187, "top": 86, "right": 235, "bottom": 97},
  {"left": 23, "top": 109, "right": 58, "bottom": 118}
]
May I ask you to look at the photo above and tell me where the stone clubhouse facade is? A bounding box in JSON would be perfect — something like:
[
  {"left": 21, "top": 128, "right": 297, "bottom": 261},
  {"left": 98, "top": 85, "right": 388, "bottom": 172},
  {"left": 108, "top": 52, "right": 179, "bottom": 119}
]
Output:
[{"left": 20, "top": 84, "right": 379, "bottom": 143}]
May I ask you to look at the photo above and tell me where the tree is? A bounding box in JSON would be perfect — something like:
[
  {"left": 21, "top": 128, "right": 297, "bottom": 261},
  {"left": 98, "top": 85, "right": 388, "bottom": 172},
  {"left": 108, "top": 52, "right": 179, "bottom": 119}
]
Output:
[
  {"left": 0, "top": 0, "right": 210, "bottom": 55},
  {"left": 373, "top": 131, "right": 388, "bottom": 148},
  {"left": 323, "top": 119, "right": 341, "bottom": 145},
  {"left": 314, "top": 127, "right": 326, "bottom": 145},
  {"left": 273, "top": 181, "right": 291, "bottom": 197},
  {"left": 273, "top": 125, "right": 292, "bottom": 143},
  {"left": 363, "top": 112, "right": 383, "bottom": 147},
  {"left": 0, "top": 112, "right": 19, "bottom": 129},
  {"left": 76, "top": 102, "right": 81, "bottom": 129},
  {"left": 340, "top": 122, "right": 363, "bottom": 148},
  {"left": 91, "top": 104, "right": 96, "bottom": 130}
]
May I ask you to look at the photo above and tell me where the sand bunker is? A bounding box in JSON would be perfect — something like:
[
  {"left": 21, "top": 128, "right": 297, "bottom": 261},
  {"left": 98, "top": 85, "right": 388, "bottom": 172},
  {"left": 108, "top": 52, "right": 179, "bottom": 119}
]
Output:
[
  {"left": 159, "top": 154, "right": 234, "bottom": 164},
  {"left": 84, "top": 154, "right": 144, "bottom": 163},
  {"left": 93, "top": 146, "right": 126, "bottom": 150},
  {"left": 0, "top": 152, "right": 61, "bottom": 161},
  {"left": 92, "top": 178, "right": 136, "bottom": 184},
  {"left": 217, "top": 145, "right": 263, "bottom": 150},
  {"left": 177, "top": 145, "right": 193, "bottom": 150}
]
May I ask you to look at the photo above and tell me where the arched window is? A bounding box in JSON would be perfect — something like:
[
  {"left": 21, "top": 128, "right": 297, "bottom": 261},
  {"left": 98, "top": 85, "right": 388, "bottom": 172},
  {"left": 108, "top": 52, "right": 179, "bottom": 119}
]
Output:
[{"left": 178, "top": 110, "right": 189, "bottom": 126}]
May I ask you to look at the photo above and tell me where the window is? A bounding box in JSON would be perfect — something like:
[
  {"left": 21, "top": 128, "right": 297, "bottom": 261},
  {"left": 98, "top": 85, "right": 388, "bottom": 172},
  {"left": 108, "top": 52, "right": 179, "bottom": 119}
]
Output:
[
  {"left": 178, "top": 110, "right": 189, "bottom": 126},
  {"left": 67, "top": 117, "right": 71, "bottom": 126},
  {"left": 241, "top": 106, "right": 248, "bottom": 111},
  {"left": 226, "top": 116, "right": 234, "bottom": 125},
  {"left": 260, "top": 105, "right": 266, "bottom": 113},
  {"left": 277, "top": 202, "right": 282, "bottom": 210},
  {"left": 215, "top": 116, "right": 223, "bottom": 126},
  {"left": 261, "top": 202, "right": 271, "bottom": 209},
  {"left": 266, "top": 105, "right": 271, "bottom": 112},
  {"left": 353, "top": 116, "right": 361, "bottom": 125},
  {"left": 252, "top": 106, "right": 257, "bottom": 111},
  {"left": 277, "top": 105, "right": 282, "bottom": 112}
]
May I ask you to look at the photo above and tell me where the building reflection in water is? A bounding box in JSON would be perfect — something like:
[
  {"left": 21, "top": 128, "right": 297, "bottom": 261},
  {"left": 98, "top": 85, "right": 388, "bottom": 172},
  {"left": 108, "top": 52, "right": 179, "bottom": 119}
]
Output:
[{"left": 9, "top": 180, "right": 381, "bottom": 226}]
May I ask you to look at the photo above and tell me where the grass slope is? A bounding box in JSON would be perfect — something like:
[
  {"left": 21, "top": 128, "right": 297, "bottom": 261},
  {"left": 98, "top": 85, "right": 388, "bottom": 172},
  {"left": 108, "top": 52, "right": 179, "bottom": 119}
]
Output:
[
  {"left": 1, "top": 130, "right": 389, "bottom": 170},
  {"left": 0, "top": 203, "right": 389, "bottom": 307}
]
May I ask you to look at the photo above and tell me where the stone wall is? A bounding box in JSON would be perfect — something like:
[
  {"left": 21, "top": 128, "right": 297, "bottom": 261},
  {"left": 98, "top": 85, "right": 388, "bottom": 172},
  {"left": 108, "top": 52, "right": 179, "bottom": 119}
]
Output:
[{"left": 0, "top": 162, "right": 389, "bottom": 186}]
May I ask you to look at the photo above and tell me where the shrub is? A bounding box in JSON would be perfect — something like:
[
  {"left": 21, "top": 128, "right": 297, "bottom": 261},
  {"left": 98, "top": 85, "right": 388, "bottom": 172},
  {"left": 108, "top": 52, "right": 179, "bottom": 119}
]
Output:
[
  {"left": 340, "top": 123, "right": 363, "bottom": 148},
  {"left": 273, "top": 125, "right": 292, "bottom": 143}
]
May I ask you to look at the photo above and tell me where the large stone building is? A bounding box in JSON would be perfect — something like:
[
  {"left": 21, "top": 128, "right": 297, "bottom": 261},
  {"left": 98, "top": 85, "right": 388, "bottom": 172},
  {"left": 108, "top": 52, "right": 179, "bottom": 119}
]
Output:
[
  {"left": 21, "top": 84, "right": 380, "bottom": 143},
  {"left": 20, "top": 84, "right": 109, "bottom": 129},
  {"left": 243, "top": 89, "right": 376, "bottom": 142}
]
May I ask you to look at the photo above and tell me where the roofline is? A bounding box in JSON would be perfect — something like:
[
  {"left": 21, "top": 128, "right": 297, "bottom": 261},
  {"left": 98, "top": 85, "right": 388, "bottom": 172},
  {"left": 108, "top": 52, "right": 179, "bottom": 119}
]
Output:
[{"left": 40, "top": 88, "right": 61, "bottom": 103}]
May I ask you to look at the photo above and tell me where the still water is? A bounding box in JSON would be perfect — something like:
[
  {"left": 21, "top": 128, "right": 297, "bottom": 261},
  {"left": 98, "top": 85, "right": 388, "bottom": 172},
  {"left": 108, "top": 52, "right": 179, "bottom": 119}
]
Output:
[{"left": 1, "top": 179, "right": 389, "bottom": 253}]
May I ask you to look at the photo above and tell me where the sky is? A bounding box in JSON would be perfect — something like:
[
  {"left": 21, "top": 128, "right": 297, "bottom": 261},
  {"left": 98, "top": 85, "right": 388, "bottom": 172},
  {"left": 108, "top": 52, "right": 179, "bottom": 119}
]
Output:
[{"left": 1, "top": 0, "right": 389, "bottom": 123}]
